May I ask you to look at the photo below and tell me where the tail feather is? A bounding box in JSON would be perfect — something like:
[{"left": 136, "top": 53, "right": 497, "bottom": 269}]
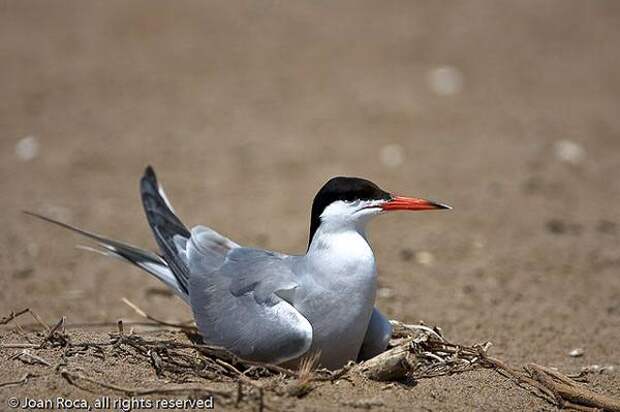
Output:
[
  {"left": 140, "top": 166, "right": 191, "bottom": 294},
  {"left": 23, "top": 211, "right": 189, "bottom": 303}
]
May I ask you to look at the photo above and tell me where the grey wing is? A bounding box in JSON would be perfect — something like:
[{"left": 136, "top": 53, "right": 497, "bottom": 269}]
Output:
[
  {"left": 187, "top": 240, "right": 312, "bottom": 365},
  {"left": 184, "top": 225, "right": 240, "bottom": 268}
]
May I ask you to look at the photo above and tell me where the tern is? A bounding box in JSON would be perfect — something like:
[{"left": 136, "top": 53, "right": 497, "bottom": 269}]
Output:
[{"left": 27, "top": 166, "right": 450, "bottom": 369}]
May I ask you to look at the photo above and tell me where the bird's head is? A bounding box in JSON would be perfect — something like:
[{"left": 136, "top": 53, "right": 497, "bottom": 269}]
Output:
[{"left": 308, "top": 176, "right": 450, "bottom": 248}]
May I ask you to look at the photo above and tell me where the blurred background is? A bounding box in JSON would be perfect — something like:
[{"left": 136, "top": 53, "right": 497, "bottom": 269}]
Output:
[{"left": 1, "top": 0, "right": 620, "bottom": 369}]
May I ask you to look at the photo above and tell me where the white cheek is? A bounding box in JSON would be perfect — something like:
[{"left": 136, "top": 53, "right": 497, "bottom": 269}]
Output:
[
  {"left": 320, "top": 200, "right": 384, "bottom": 223},
  {"left": 321, "top": 201, "right": 360, "bottom": 220},
  {"left": 358, "top": 199, "right": 385, "bottom": 210}
]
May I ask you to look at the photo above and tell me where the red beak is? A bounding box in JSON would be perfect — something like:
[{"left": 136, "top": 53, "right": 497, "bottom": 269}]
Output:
[{"left": 381, "top": 195, "right": 452, "bottom": 211}]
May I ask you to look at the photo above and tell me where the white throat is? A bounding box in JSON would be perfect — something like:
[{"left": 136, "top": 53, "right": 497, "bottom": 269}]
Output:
[
  {"left": 308, "top": 221, "right": 369, "bottom": 252},
  {"left": 306, "top": 219, "right": 377, "bottom": 285}
]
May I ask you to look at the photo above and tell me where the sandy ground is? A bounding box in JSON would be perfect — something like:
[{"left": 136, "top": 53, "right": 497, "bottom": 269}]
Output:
[{"left": 1, "top": 1, "right": 620, "bottom": 410}]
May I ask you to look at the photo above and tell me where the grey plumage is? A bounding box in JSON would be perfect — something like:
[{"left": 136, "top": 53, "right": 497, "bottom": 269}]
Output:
[
  {"left": 26, "top": 166, "right": 400, "bottom": 369},
  {"left": 140, "top": 166, "right": 191, "bottom": 294},
  {"left": 189, "top": 245, "right": 312, "bottom": 364}
]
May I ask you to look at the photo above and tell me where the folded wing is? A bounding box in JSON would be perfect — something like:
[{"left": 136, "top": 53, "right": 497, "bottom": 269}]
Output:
[{"left": 188, "top": 241, "right": 312, "bottom": 365}]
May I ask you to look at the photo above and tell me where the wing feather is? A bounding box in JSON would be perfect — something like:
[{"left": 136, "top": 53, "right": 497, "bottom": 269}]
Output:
[{"left": 188, "top": 243, "right": 311, "bottom": 365}]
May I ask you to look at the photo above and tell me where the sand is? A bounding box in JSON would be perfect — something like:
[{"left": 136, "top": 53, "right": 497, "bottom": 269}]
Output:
[{"left": 1, "top": 1, "right": 620, "bottom": 410}]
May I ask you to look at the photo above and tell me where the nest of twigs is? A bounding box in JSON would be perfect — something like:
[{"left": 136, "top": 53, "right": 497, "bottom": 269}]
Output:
[{"left": 1, "top": 306, "right": 619, "bottom": 411}]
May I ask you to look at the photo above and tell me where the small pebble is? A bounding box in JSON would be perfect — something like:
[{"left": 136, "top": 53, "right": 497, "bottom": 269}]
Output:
[
  {"left": 377, "top": 288, "right": 394, "bottom": 299},
  {"left": 15, "top": 136, "right": 39, "bottom": 161},
  {"left": 427, "top": 65, "right": 464, "bottom": 96},
  {"left": 581, "top": 364, "right": 615, "bottom": 374},
  {"left": 553, "top": 140, "right": 585, "bottom": 165},
  {"left": 568, "top": 348, "right": 584, "bottom": 358},
  {"left": 380, "top": 144, "right": 404, "bottom": 168},
  {"left": 415, "top": 251, "right": 435, "bottom": 266}
]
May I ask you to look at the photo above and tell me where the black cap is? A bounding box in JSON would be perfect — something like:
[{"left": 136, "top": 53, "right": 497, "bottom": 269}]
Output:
[{"left": 308, "top": 177, "right": 391, "bottom": 248}]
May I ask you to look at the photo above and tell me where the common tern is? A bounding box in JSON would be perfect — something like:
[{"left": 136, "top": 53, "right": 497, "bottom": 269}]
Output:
[{"left": 27, "top": 167, "right": 450, "bottom": 369}]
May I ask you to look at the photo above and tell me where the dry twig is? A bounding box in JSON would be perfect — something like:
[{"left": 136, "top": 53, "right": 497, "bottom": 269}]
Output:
[
  {"left": 121, "top": 298, "right": 196, "bottom": 331},
  {"left": 0, "top": 308, "right": 30, "bottom": 325},
  {"left": 2, "top": 307, "right": 619, "bottom": 411},
  {"left": 0, "top": 373, "right": 37, "bottom": 388}
]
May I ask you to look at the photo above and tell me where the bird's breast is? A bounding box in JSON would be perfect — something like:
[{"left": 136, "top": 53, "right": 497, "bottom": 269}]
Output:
[{"left": 295, "top": 230, "right": 378, "bottom": 368}]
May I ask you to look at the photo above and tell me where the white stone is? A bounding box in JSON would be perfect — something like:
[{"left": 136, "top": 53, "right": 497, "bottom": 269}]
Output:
[
  {"left": 568, "top": 348, "right": 585, "bottom": 357},
  {"left": 415, "top": 251, "right": 435, "bottom": 266},
  {"left": 554, "top": 140, "right": 585, "bottom": 164},
  {"left": 380, "top": 144, "right": 404, "bottom": 168},
  {"left": 15, "top": 136, "right": 39, "bottom": 161},
  {"left": 377, "top": 288, "right": 394, "bottom": 299},
  {"left": 428, "top": 66, "right": 463, "bottom": 96}
]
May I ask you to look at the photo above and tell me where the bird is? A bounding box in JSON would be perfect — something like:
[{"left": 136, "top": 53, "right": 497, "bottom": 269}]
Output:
[{"left": 26, "top": 166, "right": 450, "bottom": 369}]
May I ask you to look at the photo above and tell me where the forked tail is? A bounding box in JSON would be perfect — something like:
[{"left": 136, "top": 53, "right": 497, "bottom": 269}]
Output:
[
  {"left": 23, "top": 211, "right": 189, "bottom": 303},
  {"left": 25, "top": 166, "right": 193, "bottom": 303}
]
